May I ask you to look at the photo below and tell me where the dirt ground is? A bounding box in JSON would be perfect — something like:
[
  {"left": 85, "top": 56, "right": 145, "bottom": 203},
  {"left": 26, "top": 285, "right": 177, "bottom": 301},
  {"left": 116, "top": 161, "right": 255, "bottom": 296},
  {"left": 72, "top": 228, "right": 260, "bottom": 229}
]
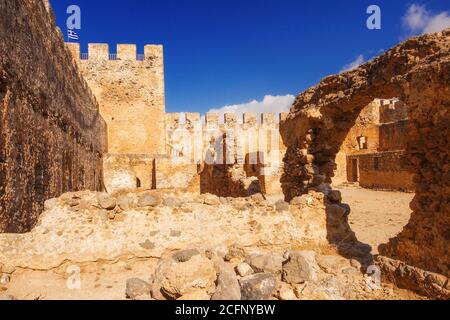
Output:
[{"left": 338, "top": 186, "right": 414, "bottom": 254}]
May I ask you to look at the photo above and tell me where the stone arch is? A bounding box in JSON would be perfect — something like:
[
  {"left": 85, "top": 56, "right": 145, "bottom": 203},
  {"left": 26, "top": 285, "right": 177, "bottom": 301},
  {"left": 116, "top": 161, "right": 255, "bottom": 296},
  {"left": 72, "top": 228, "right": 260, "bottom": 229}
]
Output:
[{"left": 280, "top": 30, "right": 449, "bottom": 297}]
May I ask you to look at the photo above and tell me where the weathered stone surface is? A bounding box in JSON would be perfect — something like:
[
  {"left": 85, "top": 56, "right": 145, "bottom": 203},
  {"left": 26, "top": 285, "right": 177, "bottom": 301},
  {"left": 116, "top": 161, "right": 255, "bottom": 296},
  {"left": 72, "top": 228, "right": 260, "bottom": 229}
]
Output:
[
  {"left": 236, "top": 263, "right": 254, "bottom": 277},
  {"left": 151, "top": 255, "right": 217, "bottom": 300},
  {"left": 126, "top": 278, "right": 152, "bottom": 300},
  {"left": 211, "top": 261, "right": 241, "bottom": 300},
  {"left": 316, "top": 255, "right": 350, "bottom": 274},
  {"left": 137, "top": 193, "right": 160, "bottom": 207},
  {"left": 225, "top": 245, "right": 246, "bottom": 262},
  {"left": 275, "top": 200, "right": 290, "bottom": 212},
  {"left": 0, "top": 273, "right": 10, "bottom": 285},
  {"left": 280, "top": 29, "right": 450, "bottom": 287},
  {"left": 278, "top": 286, "right": 297, "bottom": 300},
  {"left": 172, "top": 249, "right": 200, "bottom": 263},
  {"left": 245, "top": 253, "right": 284, "bottom": 275},
  {"left": 239, "top": 273, "right": 277, "bottom": 300},
  {"left": 282, "top": 251, "right": 318, "bottom": 284},
  {"left": 0, "top": 263, "right": 15, "bottom": 275},
  {"left": 0, "top": 0, "right": 107, "bottom": 233},
  {"left": 117, "top": 194, "right": 135, "bottom": 210},
  {"left": 97, "top": 194, "right": 117, "bottom": 210}
]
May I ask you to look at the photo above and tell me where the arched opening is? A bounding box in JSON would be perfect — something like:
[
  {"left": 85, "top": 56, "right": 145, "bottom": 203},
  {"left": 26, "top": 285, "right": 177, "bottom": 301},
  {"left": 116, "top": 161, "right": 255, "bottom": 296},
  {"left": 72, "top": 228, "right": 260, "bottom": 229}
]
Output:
[{"left": 280, "top": 30, "right": 449, "bottom": 298}]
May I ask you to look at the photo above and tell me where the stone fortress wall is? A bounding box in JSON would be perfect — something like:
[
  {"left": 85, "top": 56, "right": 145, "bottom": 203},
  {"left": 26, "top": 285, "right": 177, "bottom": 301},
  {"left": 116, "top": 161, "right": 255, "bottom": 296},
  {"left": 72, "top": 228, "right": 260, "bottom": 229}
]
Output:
[
  {"left": 65, "top": 41, "right": 415, "bottom": 197},
  {"left": 334, "top": 98, "right": 414, "bottom": 191},
  {"left": 66, "top": 42, "right": 288, "bottom": 196},
  {"left": 0, "top": 0, "right": 107, "bottom": 232},
  {"left": 66, "top": 43, "right": 166, "bottom": 192}
]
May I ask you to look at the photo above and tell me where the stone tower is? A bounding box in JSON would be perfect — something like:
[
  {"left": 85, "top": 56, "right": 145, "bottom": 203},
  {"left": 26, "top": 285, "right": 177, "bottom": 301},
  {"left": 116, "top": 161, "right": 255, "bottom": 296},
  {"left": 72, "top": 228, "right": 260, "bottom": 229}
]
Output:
[{"left": 67, "top": 43, "right": 166, "bottom": 191}]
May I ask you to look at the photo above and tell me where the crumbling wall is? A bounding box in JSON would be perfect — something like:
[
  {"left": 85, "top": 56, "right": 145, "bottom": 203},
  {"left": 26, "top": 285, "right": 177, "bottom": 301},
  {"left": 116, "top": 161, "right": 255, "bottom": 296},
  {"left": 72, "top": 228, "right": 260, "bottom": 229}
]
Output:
[
  {"left": 348, "top": 152, "right": 414, "bottom": 191},
  {"left": 165, "top": 112, "right": 288, "bottom": 196},
  {"left": 0, "top": 0, "right": 107, "bottom": 232},
  {"left": 280, "top": 29, "right": 450, "bottom": 296}
]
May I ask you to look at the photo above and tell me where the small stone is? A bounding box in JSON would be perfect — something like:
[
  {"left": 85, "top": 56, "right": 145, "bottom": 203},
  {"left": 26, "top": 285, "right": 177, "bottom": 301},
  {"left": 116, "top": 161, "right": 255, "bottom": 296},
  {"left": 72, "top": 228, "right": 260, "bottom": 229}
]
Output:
[
  {"left": 282, "top": 251, "right": 318, "bottom": 284},
  {"left": 278, "top": 287, "right": 297, "bottom": 300},
  {"left": 163, "top": 197, "right": 182, "bottom": 207},
  {"left": 239, "top": 273, "right": 277, "bottom": 300},
  {"left": 108, "top": 211, "right": 116, "bottom": 220},
  {"left": 126, "top": 278, "right": 152, "bottom": 300},
  {"left": 0, "top": 274, "right": 10, "bottom": 285},
  {"left": 97, "top": 194, "right": 117, "bottom": 210},
  {"left": 137, "top": 193, "right": 161, "bottom": 207},
  {"left": 224, "top": 245, "right": 246, "bottom": 262},
  {"left": 68, "top": 198, "right": 80, "bottom": 207},
  {"left": 275, "top": 200, "right": 290, "bottom": 212},
  {"left": 245, "top": 253, "right": 284, "bottom": 275},
  {"left": 0, "top": 263, "right": 15, "bottom": 275},
  {"left": 172, "top": 249, "right": 200, "bottom": 263},
  {"left": 203, "top": 194, "right": 220, "bottom": 206},
  {"left": 236, "top": 263, "right": 254, "bottom": 277}
]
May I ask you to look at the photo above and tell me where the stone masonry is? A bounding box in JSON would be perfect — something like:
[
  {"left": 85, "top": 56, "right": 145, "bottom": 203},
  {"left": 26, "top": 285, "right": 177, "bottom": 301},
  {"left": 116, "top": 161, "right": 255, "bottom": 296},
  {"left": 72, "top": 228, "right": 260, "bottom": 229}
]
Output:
[{"left": 0, "top": 0, "right": 107, "bottom": 232}]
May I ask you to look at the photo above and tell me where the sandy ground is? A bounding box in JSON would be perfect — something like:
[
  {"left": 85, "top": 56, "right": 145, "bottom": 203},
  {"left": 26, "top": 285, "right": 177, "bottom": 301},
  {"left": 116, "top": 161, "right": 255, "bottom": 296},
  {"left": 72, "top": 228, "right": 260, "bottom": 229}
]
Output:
[{"left": 338, "top": 187, "right": 414, "bottom": 254}]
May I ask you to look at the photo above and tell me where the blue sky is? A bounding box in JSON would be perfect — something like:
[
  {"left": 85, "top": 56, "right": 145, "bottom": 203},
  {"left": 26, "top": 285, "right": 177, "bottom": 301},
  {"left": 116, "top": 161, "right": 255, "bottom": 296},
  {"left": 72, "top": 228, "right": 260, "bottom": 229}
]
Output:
[{"left": 49, "top": 0, "right": 450, "bottom": 115}]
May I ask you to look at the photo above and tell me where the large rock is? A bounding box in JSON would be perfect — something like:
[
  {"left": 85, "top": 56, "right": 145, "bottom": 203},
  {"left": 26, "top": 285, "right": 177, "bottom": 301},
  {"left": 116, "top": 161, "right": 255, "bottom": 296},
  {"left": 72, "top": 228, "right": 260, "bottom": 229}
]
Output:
[
  {"left": 239, "top": 273, "right": 277, "bottom": 300},
  {"left": 282, "top": 251, "right": 318, "bottom": 284},
  {"left": 137, "top": 193, "right": 161, "bottom": 207},
  {"left": 245, "top": 253, "right": 284, "bottom": 275},
  {"left": 151, "top": 255, "right": 217, "bottom": 300},
  {"left": 211, "top": 261, "right": 241, "bottom": 300},
  {"left": 117, "top": 195, "right": 135, "bottom": 210},
  {"left": 126, "top": 278, "right": 152, "bottom": 300}
]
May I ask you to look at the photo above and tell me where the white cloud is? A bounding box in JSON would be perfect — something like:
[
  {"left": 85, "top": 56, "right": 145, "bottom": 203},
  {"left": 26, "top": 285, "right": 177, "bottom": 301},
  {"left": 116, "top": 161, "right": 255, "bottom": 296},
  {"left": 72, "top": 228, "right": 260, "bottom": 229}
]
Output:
[
  {"left": 402, "top": 4, "right": 450, "bottom": 35},
  {"left": 340, "top": 54, "right": 366, "bottom": 73},
  {"left": 204, "top": 94, "right": 295, "bottom": 123}
]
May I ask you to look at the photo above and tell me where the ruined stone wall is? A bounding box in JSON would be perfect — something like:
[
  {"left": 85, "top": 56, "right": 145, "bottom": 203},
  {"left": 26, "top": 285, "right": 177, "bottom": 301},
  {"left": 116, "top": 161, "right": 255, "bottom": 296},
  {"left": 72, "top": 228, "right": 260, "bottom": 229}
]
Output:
[
  {"left": 0, "top": 0, "right": 107, "bottom": 232},
  {"left": 281, "top": 29, "right": 450, "bottom": 295},
  {"left": 348, "top": 152, "right": 414, "bottom": 191},
  {"left": 165, "top": 112, "right": 288, "bottom": 196}
]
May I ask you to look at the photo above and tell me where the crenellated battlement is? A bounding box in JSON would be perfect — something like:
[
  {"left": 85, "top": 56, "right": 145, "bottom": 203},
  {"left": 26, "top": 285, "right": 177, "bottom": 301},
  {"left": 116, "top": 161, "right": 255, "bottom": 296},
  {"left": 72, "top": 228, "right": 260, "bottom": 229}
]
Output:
[{"left": 66, "top": 43, "right": 163, "bottom": 62}]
